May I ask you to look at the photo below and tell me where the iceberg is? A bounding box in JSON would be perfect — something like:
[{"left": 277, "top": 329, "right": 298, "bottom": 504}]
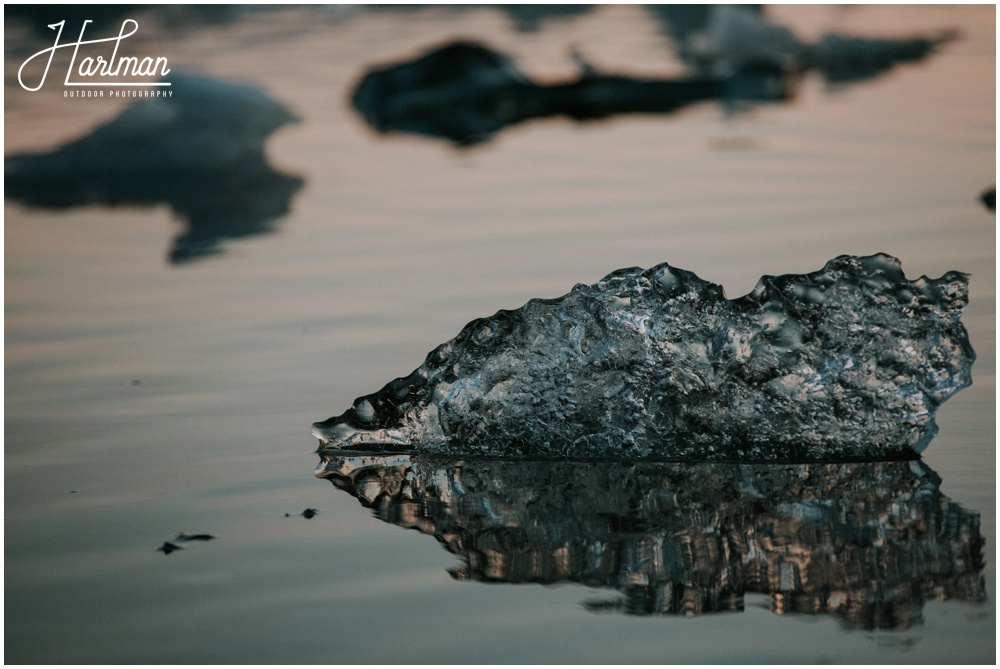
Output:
[
  {"left": 313, "top": 254, "right": 974, "bottom": 462},
  {"left": 319, "top": 453, "right": 986, "bottom": 628}
]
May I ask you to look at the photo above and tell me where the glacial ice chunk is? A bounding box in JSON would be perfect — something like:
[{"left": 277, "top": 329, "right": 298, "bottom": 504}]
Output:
[{"left": 313, "top": 254, "right": 974, "bottom": 462}]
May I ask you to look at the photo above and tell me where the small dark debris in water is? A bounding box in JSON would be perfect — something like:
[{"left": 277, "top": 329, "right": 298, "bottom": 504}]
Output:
[
  {"left": 69, "top": 490, "right": 78, "bottom": 494},
  {"left": 159, "top": 532, "right": 215, "bottom": 554},
  {"left": 981, "top": 187, "right": 995, "bottom": 212},
  {"left": 131, "top": 379, "right": 142, "bottom": 386},
  {"left": 158, "top": 542, "right": 183, "bottom": 555},
  {"left": 286, "top": 508, "right": 318, "bottom": 519},
  {"left": 175, "top": 532, "right": 215, "bottom": 542}
]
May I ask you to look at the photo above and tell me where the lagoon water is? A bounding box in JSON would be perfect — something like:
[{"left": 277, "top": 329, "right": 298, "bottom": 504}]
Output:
[{"left": 5, "top": 5, "right": 995, "bottom": 663}]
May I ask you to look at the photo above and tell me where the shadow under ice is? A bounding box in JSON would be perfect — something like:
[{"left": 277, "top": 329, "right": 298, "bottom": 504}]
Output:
[{"left": 320, "top": 453, "right": 985, "bottom": 630}]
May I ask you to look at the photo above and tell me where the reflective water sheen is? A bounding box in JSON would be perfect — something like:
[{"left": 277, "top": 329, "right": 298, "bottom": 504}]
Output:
[{"left": 4, "top": 4, "right": 995, "bottom": 664}]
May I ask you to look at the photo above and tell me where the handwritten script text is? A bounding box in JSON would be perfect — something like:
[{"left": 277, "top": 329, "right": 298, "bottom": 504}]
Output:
[{"left": 18, "top": 19, "right": 170, "bottom": 92}]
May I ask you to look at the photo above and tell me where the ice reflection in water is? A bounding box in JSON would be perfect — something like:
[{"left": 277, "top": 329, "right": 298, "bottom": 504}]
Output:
[{"left": 320, "top": 454, "right": 985, "bottom": 630}]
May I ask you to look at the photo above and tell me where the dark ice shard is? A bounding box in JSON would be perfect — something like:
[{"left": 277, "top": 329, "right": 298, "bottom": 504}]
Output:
[
  {"left": 319, "top": 454, "right": 986, "bottom": 629},
  {"left": 314, "top": 254, "right": 974, "bottom": 462}
]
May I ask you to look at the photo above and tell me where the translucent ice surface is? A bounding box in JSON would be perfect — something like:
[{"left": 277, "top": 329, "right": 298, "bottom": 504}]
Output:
[{"left": 314, "top": 254, "right": 974, "bottom": 462}]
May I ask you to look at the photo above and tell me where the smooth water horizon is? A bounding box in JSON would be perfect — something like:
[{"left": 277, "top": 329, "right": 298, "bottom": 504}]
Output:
[{"left": 5, "top": 4, "right": 996, "bottom": 664}]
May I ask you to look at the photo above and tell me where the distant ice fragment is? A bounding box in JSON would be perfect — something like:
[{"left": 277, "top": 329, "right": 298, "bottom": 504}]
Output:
[
  {"left": 6, "top": 72, "right": 296, "bottom": 179},
  {"left": 682, "top": 4, "right": 955, "bottom": 86},
  {"left": 5, "top": 72, "right": 303, "bottom": 264},
  {"left": 351, "top": 15, "right": 953, "bottom": 145},
  {"left": 351, "top": 41, "right": 787, "bottom": 146},
  {"left": 314, "top": 254, "right": 974, "bottom": 462}
]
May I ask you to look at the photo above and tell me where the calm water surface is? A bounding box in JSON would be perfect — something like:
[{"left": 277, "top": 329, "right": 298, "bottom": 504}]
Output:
[{"left": 5, "top": 5, "right": 995, "bottom": 663}]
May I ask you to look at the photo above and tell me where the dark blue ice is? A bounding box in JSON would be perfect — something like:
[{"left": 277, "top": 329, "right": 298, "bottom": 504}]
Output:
[{"left": 314, "top": 254, "right": 974, "bottom": 462}]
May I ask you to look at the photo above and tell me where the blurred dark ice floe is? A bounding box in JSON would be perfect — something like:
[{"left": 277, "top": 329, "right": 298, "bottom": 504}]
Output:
[
  {"left": 351, "top": 5, "right": 956, "bottom": 146},
  {"left": 4, "top": 72, "right": 303, "bottom": 264}
]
